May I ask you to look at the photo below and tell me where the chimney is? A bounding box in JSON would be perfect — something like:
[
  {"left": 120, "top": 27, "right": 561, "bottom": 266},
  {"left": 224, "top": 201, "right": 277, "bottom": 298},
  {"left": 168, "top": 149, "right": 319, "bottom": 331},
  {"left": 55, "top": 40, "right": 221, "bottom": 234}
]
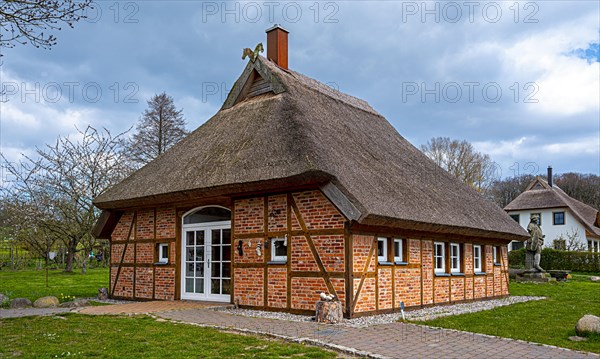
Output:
[
  {"left": 266, "top": 24, "right": 289, "bottom": 69},
  {"left": 548, "top": 165, "right": 553, "bottom": 187}
]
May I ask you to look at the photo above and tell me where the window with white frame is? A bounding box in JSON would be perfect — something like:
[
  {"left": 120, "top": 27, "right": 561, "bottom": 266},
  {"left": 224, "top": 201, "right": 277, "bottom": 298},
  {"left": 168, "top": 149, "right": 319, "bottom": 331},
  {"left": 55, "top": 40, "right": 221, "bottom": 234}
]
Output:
[
  {"left": 434, "top": 242, "right": 445, "bottom": 273},
  {"left": 377, "top": 237, "right": 388, "bottom": 263},
  {"left": 473, "top": 245, "right": 482, "bottom": 273},
  {"left": 493, "top": 246, "right": 501, "bottom": 265},
  {"left": 271, "top": 237, "right": 288, "bottom": 262},
  {"left": 450, "top": 243, "right": 461, "bottom": 273},
  {"left": 158, "top": 243, "right": 169, "bottom": 263},
  {"left": 553, "top": 211, "right": 565, "bottom": 225},
  {"left": 394, "top": 238, "right": 404, "bottom": 262}
]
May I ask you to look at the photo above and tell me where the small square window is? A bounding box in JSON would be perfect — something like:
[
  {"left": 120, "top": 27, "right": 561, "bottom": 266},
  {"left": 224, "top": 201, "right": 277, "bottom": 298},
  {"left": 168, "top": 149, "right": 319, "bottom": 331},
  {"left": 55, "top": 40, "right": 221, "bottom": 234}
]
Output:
[
  {"left": 450, "top": 243, "right": 461, "bottom": 273},
  {"left": 271, "top": 238, "right": 287, "bottom": 262},
  {"left": 510, "top": 214, "right": 520, "bottom": 223},
  {"left": 493, "top": 246, "right": 501, "bottom": 265},
  {"left": 473, "top": 245, "right": 482, "bottom": 273},
  {"left": 434, "top": 242, "right": 445, "bottom": 273},
  {"left": 158, "top": 243, "right": 169, "bottom": 263},
  {"left": 553, "top": 211, "right": 565, "bottom": 225},
  {"left": 394, "top": 239, "right": 404, "bottom": 262},
  {"left": 377, "top": 237, "right": 388, "bottom": 263}
]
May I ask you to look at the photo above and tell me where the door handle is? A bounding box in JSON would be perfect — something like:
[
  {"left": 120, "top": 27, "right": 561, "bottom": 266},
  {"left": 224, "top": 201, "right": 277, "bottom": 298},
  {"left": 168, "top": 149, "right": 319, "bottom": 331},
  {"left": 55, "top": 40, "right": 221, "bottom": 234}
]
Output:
[{"left": 208, "top": 259, "right": 210, "bottom": 267}]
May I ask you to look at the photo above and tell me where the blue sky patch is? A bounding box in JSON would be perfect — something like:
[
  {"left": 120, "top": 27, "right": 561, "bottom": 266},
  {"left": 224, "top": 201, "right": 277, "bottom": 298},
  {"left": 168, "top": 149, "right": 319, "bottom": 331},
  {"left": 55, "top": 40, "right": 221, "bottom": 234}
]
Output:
[{"left": 568, "top": 42, "right": 600, "bottom": 64}]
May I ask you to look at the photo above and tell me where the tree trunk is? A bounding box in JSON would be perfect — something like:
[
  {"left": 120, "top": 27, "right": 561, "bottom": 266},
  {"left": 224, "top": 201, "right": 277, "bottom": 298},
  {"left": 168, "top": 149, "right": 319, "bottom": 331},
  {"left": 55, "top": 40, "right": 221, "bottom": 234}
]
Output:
[
  {"left": 81, "top": 255, "right": 87, "bottom": 274},
  {"left": 315, "top": 300, "right": 343, "bottom": 324},
  {"left": 64, "top": 246, "right": 76, "bottom": 272}
]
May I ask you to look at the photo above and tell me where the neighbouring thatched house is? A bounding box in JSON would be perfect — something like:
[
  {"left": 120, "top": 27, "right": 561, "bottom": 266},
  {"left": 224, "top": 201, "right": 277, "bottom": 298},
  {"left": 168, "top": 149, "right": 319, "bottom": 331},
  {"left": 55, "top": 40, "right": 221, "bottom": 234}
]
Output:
[
  {"left": 93, "top": 26, "right": 527, "bottom": 317},
  {"left": 505, "top": 167, "right": 600, "bottom": 252}
]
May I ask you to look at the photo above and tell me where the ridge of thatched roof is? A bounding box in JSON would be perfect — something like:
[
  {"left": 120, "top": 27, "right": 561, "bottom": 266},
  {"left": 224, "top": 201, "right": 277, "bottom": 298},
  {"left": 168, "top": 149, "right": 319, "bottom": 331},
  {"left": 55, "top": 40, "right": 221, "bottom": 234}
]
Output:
[
  {"left": 504, "top": 177, "right": 600, "bottom": 237},
  {"left": 94, "top": 56, "right": 527, "bottom": 240}
]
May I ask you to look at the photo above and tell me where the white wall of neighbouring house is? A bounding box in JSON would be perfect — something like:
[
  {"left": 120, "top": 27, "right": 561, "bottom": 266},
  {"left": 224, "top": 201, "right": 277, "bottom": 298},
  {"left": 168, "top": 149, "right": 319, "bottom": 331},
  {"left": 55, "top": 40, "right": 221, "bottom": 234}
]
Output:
[{"left": 507, "top": 208, "right": 588, "bottom": 251}]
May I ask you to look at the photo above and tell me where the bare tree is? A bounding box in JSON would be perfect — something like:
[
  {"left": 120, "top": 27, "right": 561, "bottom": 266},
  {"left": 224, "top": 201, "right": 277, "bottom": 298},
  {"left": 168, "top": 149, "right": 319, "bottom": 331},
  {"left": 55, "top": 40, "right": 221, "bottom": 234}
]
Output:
[
  {"left": 555, "top": 172, "right": 600, "bottom": 210},
  {"left": 127, "top": 92, "right": 189, "bottom": 167},
  {"left": 0, "top": 0, "right": 92, "bottom": 50},
  {"left": 488, "top": 174, "right": 536, "bottom": 208},
  {"left": 1, "top": 126, "right": 132, "bottom": 272},
  {"left": 420, "top": 137, "right": 499, "bottom": 193}
]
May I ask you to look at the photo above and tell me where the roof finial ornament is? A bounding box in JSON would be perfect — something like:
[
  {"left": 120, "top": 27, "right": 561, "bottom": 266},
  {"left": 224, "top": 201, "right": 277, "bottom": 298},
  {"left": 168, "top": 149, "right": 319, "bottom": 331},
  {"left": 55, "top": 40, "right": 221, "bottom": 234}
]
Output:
[{"left": 242, "top": 43, "right": 264, "bottom": 62}]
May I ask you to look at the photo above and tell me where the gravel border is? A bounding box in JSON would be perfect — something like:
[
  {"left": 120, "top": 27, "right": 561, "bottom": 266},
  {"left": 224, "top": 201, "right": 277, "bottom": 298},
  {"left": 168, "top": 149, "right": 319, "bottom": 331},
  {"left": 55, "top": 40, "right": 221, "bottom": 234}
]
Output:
[{"left": 216, "top": 296, "right": 545, "bottom": 328}]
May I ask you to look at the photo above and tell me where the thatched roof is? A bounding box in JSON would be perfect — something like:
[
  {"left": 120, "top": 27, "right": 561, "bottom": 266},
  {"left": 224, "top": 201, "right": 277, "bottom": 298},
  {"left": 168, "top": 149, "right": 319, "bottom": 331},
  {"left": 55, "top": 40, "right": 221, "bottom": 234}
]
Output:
[
  {"left": 94, "top": 56, "right": 527, "bottom": 240},
  {"left": 505, "top": 177, "right": 600, "bottom": 237}
]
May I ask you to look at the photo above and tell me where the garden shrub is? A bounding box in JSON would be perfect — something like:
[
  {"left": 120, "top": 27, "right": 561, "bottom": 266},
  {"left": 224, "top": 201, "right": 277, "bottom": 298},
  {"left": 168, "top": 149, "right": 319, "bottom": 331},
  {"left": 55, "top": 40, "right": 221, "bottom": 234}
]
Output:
[{"left": 509, "top": 248, "right": 600, "bottom": 271}]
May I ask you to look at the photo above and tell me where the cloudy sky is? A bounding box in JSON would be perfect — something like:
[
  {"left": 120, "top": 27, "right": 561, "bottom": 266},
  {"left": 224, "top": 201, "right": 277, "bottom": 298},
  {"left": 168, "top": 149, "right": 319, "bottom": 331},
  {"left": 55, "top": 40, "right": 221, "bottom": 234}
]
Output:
[{"left": 1, "top": 1, "right": 599, "bottom": 182}]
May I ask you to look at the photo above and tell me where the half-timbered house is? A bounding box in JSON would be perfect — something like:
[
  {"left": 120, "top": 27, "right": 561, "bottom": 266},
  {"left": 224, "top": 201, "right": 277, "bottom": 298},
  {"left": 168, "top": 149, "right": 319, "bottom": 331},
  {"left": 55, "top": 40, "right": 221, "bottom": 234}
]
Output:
[{"left": 93, "top": 26, "right": 528, "bottom": 318}]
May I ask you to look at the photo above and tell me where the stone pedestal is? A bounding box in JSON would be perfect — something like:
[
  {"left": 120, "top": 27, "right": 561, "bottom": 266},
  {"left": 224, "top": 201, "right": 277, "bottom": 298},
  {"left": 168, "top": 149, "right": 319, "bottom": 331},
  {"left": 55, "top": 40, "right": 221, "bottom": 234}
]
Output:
[
  {"left": 525, "top": 252, "right": 535, "bottom": 271},
  {"left": 315, "top": 300, "right": 342, "bottom": 324},
  {"left": 515, "top": 272, "right": 556, "bottom": 283}
]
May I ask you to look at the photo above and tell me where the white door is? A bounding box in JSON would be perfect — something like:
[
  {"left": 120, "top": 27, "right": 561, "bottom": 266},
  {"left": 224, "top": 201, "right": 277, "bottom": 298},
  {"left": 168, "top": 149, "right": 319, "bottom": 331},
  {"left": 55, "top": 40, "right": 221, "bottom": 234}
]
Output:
[{"left": 181, "top": 207, "right": 231, "bottom": 302}]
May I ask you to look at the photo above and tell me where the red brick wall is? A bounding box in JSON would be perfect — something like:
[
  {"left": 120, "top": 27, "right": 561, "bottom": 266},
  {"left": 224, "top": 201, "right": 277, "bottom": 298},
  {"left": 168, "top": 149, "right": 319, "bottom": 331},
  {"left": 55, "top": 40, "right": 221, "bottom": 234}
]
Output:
[
  {"left": 234, "top": 238, "right": 265, "bottom": 264},
  {"left": 112, "top": 266, "right": 133, "bottom": 298},
  {"left": 136, "top": 243, "right": 153, "bottom": 264},
  {"left": 474, "top": 276, "right": 486, "bottom": 298},
  {"left": 156, "top": 208, "right": 175, "bottom": 239},
  {"left": 234, "top": 198, "right": 264, "bottom": 234},
  {"left": 354, "top": 277, "right": 376, "bottom": 312},
  {"left": 112, "top": 212, "right": 134, "bottom": 241},
  {"left": 421, "top": 240, "right": 434, "bottom": 305},
  {"left": 110, "top": 207, "right": 177, "bottom": 301},
  {"left": 378, "top": 267, "right": 393, "bottom": 309},
  {"left": 267, "top": 268, "right": 287, "bottom": 308},
  {"left": 136, "top": 209, "right": 154, "bottom": 240},
  {"left": 292, "top": 191, "right": 346, "bottom": 229},
  {"left": 451, "top": 277, "right": 465, "bottom": 301},
  {"left": 395, "top": 267, "right": 421, "bottom": 307},
  {"left": 486, "top": 245, "right": 494, "bottom": 297},
  {"left": 135, "top": 267, "right": 153, "bottom": 299},
  {"left": 268, "top": 195, "right": 287, "bottom": 232},
  {"left": 291, "top": 277, "right": 329, "bottom": 310},
  {"left": 233, "top": 190, "right": 347, "bottom": 314},
  {"left": 235, "top": 268, "right": 264, "bottom": 306},
  {"left": 291, "top": 235, "right": 318, "bottom": 271},
  {"left": 313, "top": 235, "right": 345, "bottom": 272},
  {"left": 434, "top": 276, "right": 450, "bottom": 303},
  {"left": 155, "top": 267, "right": 175, "bottom": 300},
  {"left": 350, "top": 236, "right": 509, "bottom": 316}
]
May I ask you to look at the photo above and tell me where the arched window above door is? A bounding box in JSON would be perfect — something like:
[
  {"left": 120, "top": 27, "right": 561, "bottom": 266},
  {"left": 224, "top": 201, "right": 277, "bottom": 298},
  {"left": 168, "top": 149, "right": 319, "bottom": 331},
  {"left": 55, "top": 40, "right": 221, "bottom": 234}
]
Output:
[{"left": 183, "top": 206, "right": 231, "bottom": 224}]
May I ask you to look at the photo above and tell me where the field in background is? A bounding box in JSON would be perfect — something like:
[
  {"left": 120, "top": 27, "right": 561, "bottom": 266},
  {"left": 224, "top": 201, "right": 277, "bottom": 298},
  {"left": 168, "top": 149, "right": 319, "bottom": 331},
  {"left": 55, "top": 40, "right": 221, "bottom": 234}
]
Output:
[{"left": 0, "top": 268, "right": 109, "bottom": 302}]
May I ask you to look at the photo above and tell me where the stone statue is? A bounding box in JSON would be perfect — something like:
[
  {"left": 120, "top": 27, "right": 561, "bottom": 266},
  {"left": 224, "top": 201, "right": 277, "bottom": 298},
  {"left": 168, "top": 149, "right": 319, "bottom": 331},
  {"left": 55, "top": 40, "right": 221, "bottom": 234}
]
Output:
[{"left": 526, "top": 214, "right": 545, "bottom": 272}]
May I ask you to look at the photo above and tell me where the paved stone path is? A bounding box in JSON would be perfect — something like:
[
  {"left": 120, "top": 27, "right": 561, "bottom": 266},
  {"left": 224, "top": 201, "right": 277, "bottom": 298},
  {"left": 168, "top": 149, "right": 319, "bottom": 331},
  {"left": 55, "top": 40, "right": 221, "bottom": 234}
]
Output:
[
  {"left": 0, "top": 307, "right": 72, "bottom": 319},
  {"left": 2, "top": 300, "right": 598, "bottom": 358},
  {"left": 157, "top": 308, "right": 598, "bottom": 359},
  {"left": 78, "top": 300, "right": 226, "bottom": 315}
]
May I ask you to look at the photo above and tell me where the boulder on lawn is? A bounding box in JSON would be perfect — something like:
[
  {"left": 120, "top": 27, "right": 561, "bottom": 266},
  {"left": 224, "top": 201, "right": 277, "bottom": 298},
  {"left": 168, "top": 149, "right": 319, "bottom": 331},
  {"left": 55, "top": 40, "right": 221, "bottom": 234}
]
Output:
[
  {"left": 590, "top": 276, "right": 600, "bottom": 282},
  {"left": 59, "top": 299, "right": 90, "bottom": 308},
  {"left": 0, "top": 293, "right": 9, "bottom": 305},
  {"left": 576, "top": 314, "right": 600, "bottom": 335},
  {"left": 33, "top": 296, "right": 60, "bottom": 308},
  {"left": 10, "top": 298, "right": 32, "bottom": 309}
]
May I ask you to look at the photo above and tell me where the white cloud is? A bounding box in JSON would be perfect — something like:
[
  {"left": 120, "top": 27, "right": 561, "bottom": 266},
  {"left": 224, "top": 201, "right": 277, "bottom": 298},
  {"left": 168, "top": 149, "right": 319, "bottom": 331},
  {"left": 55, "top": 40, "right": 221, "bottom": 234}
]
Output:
[{"left": 501, "top": 15, "right": 600, "bottom": 116}]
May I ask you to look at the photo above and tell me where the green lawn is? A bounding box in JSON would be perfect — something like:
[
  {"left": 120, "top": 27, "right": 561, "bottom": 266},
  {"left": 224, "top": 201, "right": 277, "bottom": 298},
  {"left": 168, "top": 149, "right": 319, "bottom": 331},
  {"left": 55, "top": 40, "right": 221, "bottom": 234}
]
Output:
[
  {"left": 0, "top": 268, "right": 109, "bottom": 302},
  {"left": 0, "top": 314, "right": 337, "bottom": 358},
  {"left": 417, "top": 273, "right": 600, "bottom": 353}
]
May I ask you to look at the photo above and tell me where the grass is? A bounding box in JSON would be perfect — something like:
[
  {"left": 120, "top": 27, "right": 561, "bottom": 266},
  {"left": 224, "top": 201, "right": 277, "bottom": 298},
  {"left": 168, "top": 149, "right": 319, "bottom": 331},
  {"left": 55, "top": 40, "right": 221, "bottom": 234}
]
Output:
[
  {"left": 0, "top": 314, "right": 338, "bottom": 358},
  {"left": 416, "top": 273, "right": 600, "bottom": 353},
  {"left": 0, "top": 268, "right": 109, "bottom": 302}
]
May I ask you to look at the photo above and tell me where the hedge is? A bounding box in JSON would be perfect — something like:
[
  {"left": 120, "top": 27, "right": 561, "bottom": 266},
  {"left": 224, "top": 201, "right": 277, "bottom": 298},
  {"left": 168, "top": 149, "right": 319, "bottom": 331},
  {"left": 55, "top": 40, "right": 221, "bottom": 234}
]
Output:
[{"left": 508, "top": 248, "right": 600, "bottom": 272}]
